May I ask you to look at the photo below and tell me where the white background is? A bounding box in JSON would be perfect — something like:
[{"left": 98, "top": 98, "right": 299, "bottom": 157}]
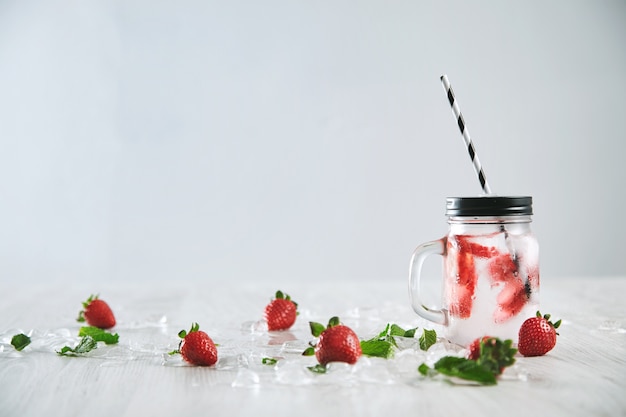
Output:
[{"left": 1, "top": 0, "right": 625, "bottom": 285}]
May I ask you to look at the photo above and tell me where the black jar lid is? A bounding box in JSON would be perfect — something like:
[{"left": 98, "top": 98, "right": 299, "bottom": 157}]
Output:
[{"left": 445, "top": 196, "right": 533, "bottom": 216}]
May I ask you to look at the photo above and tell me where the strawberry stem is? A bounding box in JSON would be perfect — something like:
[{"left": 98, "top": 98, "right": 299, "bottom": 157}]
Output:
[
  {"left": 327, "top": 316, "right": 340, "bottom": 328},
  {"left": 537, "top": 311, "right": 562, "bottom": 332},
  {"left": 309, "top": 322, "right": 325, "bottom": 337}
]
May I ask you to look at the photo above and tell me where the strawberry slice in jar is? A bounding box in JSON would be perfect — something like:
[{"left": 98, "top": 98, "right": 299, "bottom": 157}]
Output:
[
  {"left": 446, "top": 236, "right": 480, "bottom": 319},
  {"left": 489, "top": 253, "right": 528, "bottom": 323}
]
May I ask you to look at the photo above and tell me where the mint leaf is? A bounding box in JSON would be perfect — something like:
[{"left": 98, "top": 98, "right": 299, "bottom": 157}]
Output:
[
  {"left": 418, "top": 363, "right": 433, "bottom": 376},
  {"left": 57, "top": 335, "right": 98, "bottom": 356},
  {"left": 74, "top": 336, "right": 98, "bottom": 353},
  {"left": 433, "top": 356, "right": 497, "bottom": 385},
  {"left": 419, "top": 328, "right": 437, "bottom": 351},
  {"left": 78, "top": 326, "right": 119, "bottom": 345},
  {"left": 307, "top": 364, "right": 327, "bottom": 374},
  {"left": 376, "top": 323, "right": 391, "bottom": 339},
  {"left": 360, "top": 339, "right": 395, "bottom": 359},
  {"left": 262, "top": 357, "right": 278, "bottom": 365},
  {"left": 403, "top": 328, "right": 417, "bottom": 338},
  {"left": 389, "top": 324, "right": 407, "bottom": 337},
  {"left": 11, "top": 333, "right": 31, "bottom": 351},
  {"left": 361, "top": 323, "right": 421, "bottom": 358}
]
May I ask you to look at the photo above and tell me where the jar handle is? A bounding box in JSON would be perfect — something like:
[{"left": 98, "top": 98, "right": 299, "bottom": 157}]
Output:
[{"left": 408, "top": 238, "right": 448, "bottom": 326}]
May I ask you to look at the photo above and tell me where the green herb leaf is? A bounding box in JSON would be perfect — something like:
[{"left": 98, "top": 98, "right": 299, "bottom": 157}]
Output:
[
  {"left": 11, "top": 333, "right": 31, "bottom": 351},
  {"left": 403, "top": 328, "right": 417, "bottom": 338},
  {"left": 418, "top": 363, "right": 432, "bottom": 376},
  {"left": 307, "top": 364, "right": 327, "bottom": 374},
  {"left": 78, "top": 326, "right": 119, "bottom": 345},
  {"left": 360, "top": 339, "right": 395, "bottom": 359},
  {"left": 389, "top": 324, "right": 407, "bottom": 337},
  {"left": 433, "top": 356, "right": 497, "bottom": 385},
  {"left": 418, "top": 337, "right": 516, "bottom": 385},
  {"left": 262, "top": 357, "right": 278, "bottom": 365},
  {"left": 361, "top": 323, "right": 422, "bottom": 359},
  {"left": 376, "top": 323, "right": 391, "bottom": 338},
  {"left": 57, "top": 335, "right": 98, "bottom": 356},
  {"left": 419, "top": 328, "right": 437, "bottom": 351},
  {"left": 302, "top": 346, "right": 315, "bottom": 356},
  {"left": 309, "top": 322, "right": 326, "bottom": 337}
]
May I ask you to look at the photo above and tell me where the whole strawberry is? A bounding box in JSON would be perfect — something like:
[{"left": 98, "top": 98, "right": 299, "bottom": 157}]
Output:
[
  {"left": 264, "top": 290, "right": 298, "bottom": 331},
  {"left": 172, "top": 323, "right": 218, "bottom": 366},
  {"left": 77, "top": 294, "right": 116, "bottom": 329},
  {"left": 467, "top": 336, "right": 492, "bottom": 361},
  {"left": 304, "top": 317, "right": 361, "bottom": 370},
  {"left": 518, "top": 311, "right": 561, "bottom": 357},
  {"left": 466, "top": 336, "right": 517, "bottom": 375}
]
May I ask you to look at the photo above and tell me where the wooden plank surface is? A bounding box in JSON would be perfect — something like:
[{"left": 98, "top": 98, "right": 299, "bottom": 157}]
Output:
[{"left": 1, "top": 277, "right": 625, "bottom": 417}]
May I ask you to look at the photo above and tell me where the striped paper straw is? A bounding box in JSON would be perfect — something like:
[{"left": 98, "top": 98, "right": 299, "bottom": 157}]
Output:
[{"left": 440, "top": 75, "right": 492, "bottom": 195}]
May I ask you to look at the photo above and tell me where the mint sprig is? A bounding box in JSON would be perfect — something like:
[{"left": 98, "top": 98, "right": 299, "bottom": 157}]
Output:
[
  {"left": 78, "top": 326, "right": 119, "bottom": 345},
  {"left": 419, "top": 357, "right": 497, "bottom": 385},
  {"left": 474, "top": 337, "right": 516, "bottom": 376},
  {"left": 360, "top": 324, "right": 436, "bottom": 359},
  {"left": 11, "top": 333, "right": 31, "bottom": 351},
  {"left": 418, "top": 337, "right": 517, "bottom": 385},
  {"left": 57, "top": 335, "right": 98, "bottom": 356}
]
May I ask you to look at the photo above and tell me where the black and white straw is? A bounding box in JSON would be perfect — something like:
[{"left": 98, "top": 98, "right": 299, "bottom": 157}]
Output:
[{"left": 440, "top": 74, "right": 492, "bottom": 195}]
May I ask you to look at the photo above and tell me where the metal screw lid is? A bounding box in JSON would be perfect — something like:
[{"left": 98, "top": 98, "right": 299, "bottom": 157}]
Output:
[{"left": 445, "top": 196, "right": 533, "bottom": 216}]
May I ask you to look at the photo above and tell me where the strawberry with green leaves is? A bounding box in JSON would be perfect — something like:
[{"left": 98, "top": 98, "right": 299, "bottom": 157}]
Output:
[
  {"left": 171, "top": 323, "right": 218, "bottom": 366},
  {"left": 466, "top": 336, "right": 516, "bottom": 376},
  {"left": 264, "top": 290, "right": 298, "bottom": 331},
  {"left": 420, "top": 336, "right": 517, "bottom": 385},
  {"left": 77, "top": 294, "right": 116, "bottom": 329},
  {"left": 518, "top": 311, "right": 561, "bottom": 357},
  {"left": 303, "top": 316, "right": 361, "bottom": 372}
]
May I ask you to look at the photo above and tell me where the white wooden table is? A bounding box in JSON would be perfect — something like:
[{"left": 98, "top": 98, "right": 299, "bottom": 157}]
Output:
[{"left": 1, "top": 276, "right": 625, "bottom": 417}]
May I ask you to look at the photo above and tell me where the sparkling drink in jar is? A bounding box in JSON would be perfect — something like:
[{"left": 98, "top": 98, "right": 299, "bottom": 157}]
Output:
[{"left": 408, "top": 196, "right": 539, "bottom": 346}]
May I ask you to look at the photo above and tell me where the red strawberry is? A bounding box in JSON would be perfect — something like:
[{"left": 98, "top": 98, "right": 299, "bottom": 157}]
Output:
[
  {"left": 264, "top": 290, "right": 298, "bottom": 331},
  {"left": 518, "top": 311, "right": 561, "bottom": 357},
  {"left": 466, "top": 336, "right": 517, "bottom": 376},
  {"left": 305, "top": 317, "right": 361, "bottom": 366},
  {"left": 77, "top": 295, "right": 116, "bottom": 329},
  {"left": 174, "top": 323, "right": 218, "bottom": 366},
  {"left": 467, "top": 336, "right": 493, "bottom": 361}
]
